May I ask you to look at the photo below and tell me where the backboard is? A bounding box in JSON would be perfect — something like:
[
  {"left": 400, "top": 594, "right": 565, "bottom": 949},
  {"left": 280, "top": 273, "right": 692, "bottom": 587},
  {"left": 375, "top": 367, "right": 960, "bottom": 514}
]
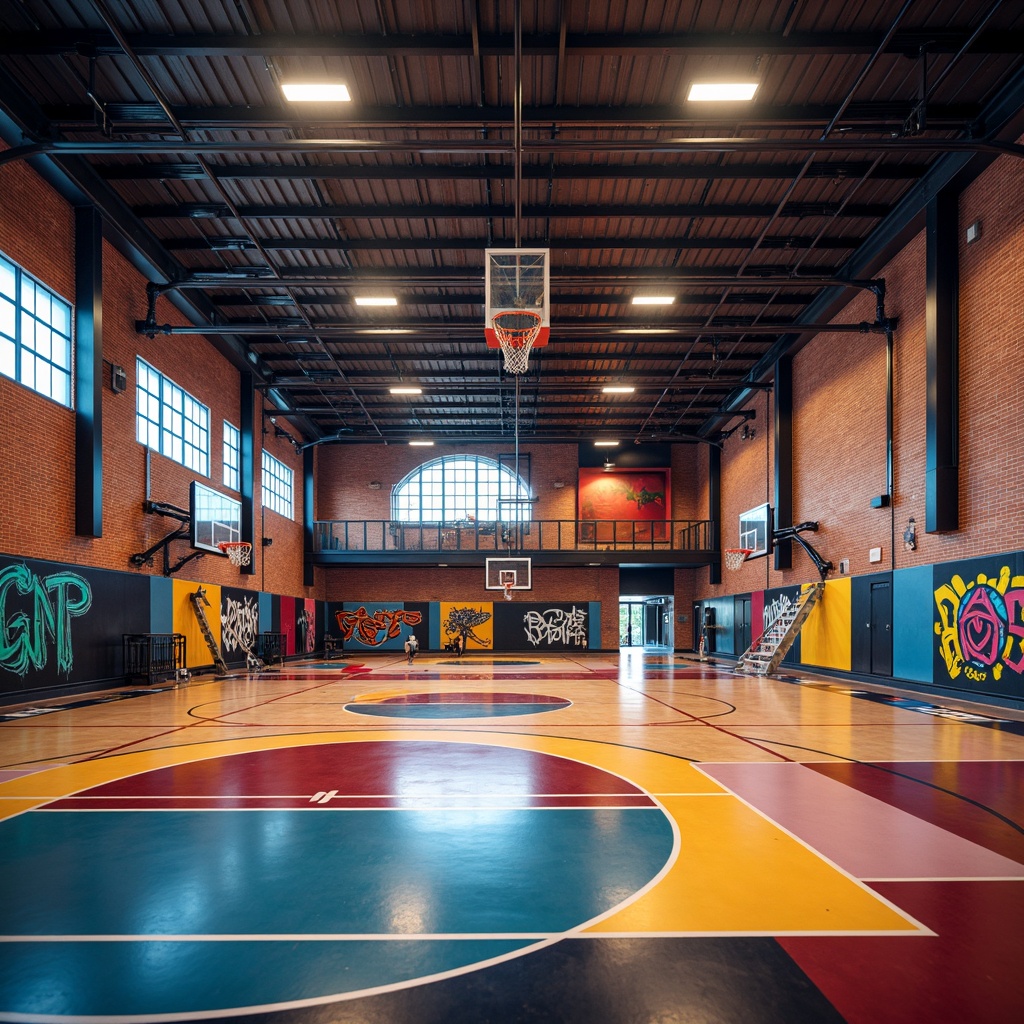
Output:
[
  {"left": 485, "top": 248, "right": 550, "bottom": 349},
  {"left": 485, "top": 556, "right": 533, "bottom": 590},
  {"left": 738, "top": 503, "right": 772, "bottom": 560},
  {"left": 190, "top": 481, "right": 243, "bottom": 555}
]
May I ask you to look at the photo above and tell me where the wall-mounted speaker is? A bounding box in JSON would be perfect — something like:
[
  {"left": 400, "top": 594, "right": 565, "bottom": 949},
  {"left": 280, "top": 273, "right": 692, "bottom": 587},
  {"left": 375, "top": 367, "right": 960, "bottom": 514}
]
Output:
[{"left": 111, "top": 364, "right": 128, "bottom": 393}]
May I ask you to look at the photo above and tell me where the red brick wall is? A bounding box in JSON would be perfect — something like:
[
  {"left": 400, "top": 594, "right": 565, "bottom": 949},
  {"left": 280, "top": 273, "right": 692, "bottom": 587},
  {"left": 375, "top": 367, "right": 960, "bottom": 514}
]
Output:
[
  {"left": 689, "top": 143, "right": 1024, "bottom": 605},
  {"left": 0, "top": 145, "right": 321, "bottom": 601},
  {"left": 317, "top": 442, "right": 579, "bottom": 521},
  {"left": 9, "top": 133, "right": 1017, "bottom": 637}
]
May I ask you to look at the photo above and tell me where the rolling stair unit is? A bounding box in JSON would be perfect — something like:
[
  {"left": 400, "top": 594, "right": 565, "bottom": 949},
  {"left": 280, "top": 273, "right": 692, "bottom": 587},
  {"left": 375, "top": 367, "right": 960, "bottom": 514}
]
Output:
[
  {"left": 189, "top": 587, "right": 229, "bottom": 675},
  {"left": 737, "top": 582, "right": 825, "bottom": 677}
]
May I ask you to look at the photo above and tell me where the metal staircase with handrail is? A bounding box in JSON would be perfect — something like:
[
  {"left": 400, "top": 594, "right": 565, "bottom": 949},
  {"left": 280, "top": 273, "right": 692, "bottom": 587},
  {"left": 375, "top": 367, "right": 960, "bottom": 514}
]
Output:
[{"left": 737, "top": 582, "right": 826, "bottom": 676}]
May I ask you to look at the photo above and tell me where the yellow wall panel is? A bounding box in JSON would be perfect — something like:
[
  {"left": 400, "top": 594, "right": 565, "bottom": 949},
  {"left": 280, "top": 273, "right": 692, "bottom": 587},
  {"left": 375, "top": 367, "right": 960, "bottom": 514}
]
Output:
[
  {"left": 172, "top": 580, "right": 221, "bottom": 668},
  {"left": 800, "top": 578, "right": 851, "bottom": 671},
  {"left": 439, "top": 600, "right": 495, "bottom": 651}
]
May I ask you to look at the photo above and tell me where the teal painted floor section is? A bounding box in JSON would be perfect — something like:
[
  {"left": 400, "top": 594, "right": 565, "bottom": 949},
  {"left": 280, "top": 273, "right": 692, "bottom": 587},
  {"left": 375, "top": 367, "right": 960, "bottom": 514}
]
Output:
[
  {"left": 1, "top": 806, "right": 671, "bottom": 1016},
  {"left": 346, "top": 702, "right": 569, "bottom": 718},
  {"left": 0, "top": 938, "right": 536, "bottom": 1017}
]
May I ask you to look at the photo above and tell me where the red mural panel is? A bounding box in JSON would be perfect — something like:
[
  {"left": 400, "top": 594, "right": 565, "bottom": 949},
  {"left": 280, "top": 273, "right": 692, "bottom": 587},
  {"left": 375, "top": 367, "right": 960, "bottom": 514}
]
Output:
[
  {"left": 578, "top": 468, "right": 670, "bottom": 542},
  {"left": 279, "top": 596, "right": 296, "bottom": 655}
]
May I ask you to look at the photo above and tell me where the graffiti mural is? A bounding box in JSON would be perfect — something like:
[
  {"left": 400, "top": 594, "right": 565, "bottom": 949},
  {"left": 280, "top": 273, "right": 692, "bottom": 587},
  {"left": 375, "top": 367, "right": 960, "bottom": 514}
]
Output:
[
  {"left": 523, "top": 606, "right": 588, "bottom": 647},
  {"left": 0, "top": 563, "right": 93, "bottom": 677},
  {"left": 934, "top": 565, "right": 1024, "bottom": 685},
  {"left": 297, "top": 599, "right": 316, "bottom": 653},
  {"left": 764, "top": 592, "right": 794, "bottom": 630},
  {"left": 336, "top": 606, "right": 422, "bottom": 646},
  {"left": 220, "top": 592, "right": 259, "bottom": 656},
  {"left": 444, "top": 606, "right": 493, "bottom": 649}
]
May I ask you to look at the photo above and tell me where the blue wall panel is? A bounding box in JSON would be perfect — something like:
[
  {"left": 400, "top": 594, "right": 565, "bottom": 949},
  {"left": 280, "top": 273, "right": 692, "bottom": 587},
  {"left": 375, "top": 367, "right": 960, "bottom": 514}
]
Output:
[
  {"left": 149, "top": 576, "right": 174, "bottom": 634},
  {"left": 893, "top": 566, "right": 935, "bottom": 683}
]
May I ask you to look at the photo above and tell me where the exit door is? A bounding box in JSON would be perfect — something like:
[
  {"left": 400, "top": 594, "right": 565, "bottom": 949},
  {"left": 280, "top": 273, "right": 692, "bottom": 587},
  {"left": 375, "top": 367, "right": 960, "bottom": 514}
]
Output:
[{"left": 870, "top": 580, "right": 893, "bottom": 676}]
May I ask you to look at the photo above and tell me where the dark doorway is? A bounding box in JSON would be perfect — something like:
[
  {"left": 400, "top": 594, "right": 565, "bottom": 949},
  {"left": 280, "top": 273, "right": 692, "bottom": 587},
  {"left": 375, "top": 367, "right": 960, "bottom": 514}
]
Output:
[
  {"left": 870, "top": 580, "right": 893, "bottom": 676},
  {"left": 737, "top": 597, "right": 752, "bottom": 655}
]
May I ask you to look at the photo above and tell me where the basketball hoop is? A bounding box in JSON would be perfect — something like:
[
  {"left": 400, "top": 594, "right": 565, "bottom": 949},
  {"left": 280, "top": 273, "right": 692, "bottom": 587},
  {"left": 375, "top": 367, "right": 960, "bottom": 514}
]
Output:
[
  {"left": 724, "top": 548, "right": 752, "bottom": 571},
  {"left": 491, "top": 310, "right": 542, "bottom": 375},
  {"left": 503, "top": 580, "right": 515, "bottom": 602},
  {"left": 218, "top": 541, "right": 253, "bottom": 567}
]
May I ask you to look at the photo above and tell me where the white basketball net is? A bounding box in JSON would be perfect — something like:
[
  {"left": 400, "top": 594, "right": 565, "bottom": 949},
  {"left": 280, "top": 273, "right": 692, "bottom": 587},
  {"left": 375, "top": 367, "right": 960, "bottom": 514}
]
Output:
[
  {"left": 503, "top": 582, "right": 515, "bottom": 601},
  {"left": 220, "top": 542, "right": 252, "bottom": 567},
  {"left": 492, "top": 310, "right": 542, "bottom": 375},
  {"left": 724, "top": 549, "right": 751, "bottom": 571}
]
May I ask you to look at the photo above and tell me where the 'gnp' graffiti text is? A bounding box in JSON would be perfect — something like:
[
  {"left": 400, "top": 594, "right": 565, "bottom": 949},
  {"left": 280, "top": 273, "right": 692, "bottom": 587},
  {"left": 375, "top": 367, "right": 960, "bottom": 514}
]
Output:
[{"left": 0, "top": 563, "right": 93, "bottom": 676}]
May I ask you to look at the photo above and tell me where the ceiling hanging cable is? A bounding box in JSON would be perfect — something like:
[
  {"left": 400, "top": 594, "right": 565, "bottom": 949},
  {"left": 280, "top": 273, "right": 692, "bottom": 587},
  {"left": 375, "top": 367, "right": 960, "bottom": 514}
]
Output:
[{"left": 513, "top": 0, "right": 523, "bottom": 486}]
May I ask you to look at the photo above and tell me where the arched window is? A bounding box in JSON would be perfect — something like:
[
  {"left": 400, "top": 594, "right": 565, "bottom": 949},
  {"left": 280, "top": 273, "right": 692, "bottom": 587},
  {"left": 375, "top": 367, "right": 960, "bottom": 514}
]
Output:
[{"left": 392, "top": 455, "right": 532, "bottom": 522}]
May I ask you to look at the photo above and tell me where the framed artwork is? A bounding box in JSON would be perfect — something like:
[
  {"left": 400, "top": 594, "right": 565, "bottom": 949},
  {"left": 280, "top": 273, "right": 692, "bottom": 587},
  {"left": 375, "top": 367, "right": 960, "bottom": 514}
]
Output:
[{"left": 578, "top": 468, "right": 670, "bottom": 543}]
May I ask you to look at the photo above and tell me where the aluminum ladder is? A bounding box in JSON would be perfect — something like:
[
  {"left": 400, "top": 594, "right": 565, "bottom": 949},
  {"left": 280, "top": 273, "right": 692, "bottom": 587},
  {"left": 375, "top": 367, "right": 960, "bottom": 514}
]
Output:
[
  {"left": 189, "top": 586, "right": 229, "bottom": 675},
  {"left": 737, "top": 582, "right": 826, "bottom": 676}
]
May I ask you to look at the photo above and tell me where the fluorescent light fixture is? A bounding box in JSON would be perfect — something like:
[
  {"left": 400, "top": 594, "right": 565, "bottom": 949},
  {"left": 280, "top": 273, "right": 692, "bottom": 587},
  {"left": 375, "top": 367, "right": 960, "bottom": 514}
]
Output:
[
  {"left": 360, "top": 328, "right": 413, "bottom": 334},
  {"left": 282, "top": 82, "right": 351, "bottom": 102},
  {"left": 355, "top": 296, "right": 398, "bottom": 306},
  {"left": 632, "top": 295, "right": 675, "bottom": 305},
  {"left": 409, "top": 440, "right": 434, "bottom": 446},
  {"left": 602, "top": 386, "right": 635, "bottom": 394},
  {"left": 594, "top": 440, "right": 620, "bottom": 447},
  {"left": 390, "top": 387, "right": 422, "bottom": 395},
  {"left": 616, "top": 328, "right": 677, "bottom": 335},
  {"left": 687, "top": 82, "right": 759, "bottom": 102}
]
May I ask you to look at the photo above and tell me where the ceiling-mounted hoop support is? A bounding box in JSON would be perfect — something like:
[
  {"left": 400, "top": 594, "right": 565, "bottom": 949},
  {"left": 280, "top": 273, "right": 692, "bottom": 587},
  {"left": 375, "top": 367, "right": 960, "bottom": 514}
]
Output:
[{"left": 772, "top": 521, "right": 833, "bottom": 581}]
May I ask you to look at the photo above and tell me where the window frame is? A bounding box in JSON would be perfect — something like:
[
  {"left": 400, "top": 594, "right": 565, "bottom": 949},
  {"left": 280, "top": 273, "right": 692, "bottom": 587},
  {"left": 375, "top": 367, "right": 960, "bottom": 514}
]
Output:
[
  {"left": 135, "top": 356, "right": 210, "bottom": 476},
  {"left": 261, "top": 448, "right": 294, "bottom": 520},
  {"left": 0, "top": 250, "right": 74, "bottom": 408},
  {"left": 391, "top": 454, "right": 532, "bottom": 522},
  {"left": 223, "top": 420, "right": 240, "bottom": 492}
]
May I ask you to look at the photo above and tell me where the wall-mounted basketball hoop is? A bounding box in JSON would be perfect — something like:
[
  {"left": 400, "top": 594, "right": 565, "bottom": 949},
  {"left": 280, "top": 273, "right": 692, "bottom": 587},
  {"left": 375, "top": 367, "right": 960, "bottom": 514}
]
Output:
[
  {"left": 218, "top": 541, "right": 253, "bottom": 568},
  {"left": 724, "top": 548, "right": 753, "bottom": 571}
]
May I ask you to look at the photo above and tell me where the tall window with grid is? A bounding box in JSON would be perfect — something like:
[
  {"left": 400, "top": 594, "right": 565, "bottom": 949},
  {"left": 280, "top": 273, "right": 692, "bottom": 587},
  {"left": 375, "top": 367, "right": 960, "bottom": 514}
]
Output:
[
  {"left": 223, "top": 421, "right": 240, "bottom": 491},
  {"left": 261, "top": 449, "right": 294, "bottom": 520},
  {"left": 135, "top": 357, "right": 210, "bottom": 475},
  {"left": 392, "top": 455, "right": 531, "bottom": 522},
  {"left": 0, "top": 251, "right": 73, "bottom": 407}
]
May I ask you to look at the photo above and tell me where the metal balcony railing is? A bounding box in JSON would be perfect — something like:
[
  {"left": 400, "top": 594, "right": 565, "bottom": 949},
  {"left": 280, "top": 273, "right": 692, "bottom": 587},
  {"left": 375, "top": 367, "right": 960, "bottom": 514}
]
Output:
[{"left": 313, "top": 519, "right": 714, "bottom": 554}]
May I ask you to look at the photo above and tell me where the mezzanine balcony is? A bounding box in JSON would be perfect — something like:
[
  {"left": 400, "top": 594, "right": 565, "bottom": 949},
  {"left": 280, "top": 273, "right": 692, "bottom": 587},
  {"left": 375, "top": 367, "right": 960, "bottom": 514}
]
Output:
[{"left": 311, "top": 518, "right": 717, "bottom": 567}]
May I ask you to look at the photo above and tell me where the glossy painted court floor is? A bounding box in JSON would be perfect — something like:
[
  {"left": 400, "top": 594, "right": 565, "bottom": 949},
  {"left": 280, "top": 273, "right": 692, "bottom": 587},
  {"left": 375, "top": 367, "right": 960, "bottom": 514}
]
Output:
[{"left": 1, "top": 652, "right": 1023, "bottom": 1024}]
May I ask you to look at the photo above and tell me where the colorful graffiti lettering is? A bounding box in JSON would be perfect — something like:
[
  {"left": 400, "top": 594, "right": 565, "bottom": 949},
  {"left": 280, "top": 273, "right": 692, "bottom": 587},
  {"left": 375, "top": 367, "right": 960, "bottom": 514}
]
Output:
[
  {"left": 934, "top": 566, "right": 1024, "bottom": 683},
  {"left": 523, "top": 607, "right": 588, "bottom": 647},
  {"left": 0, "top": 564, "right": 93, "bottom": 677},
  {"left": 221, "top": 595, "right": 259, "bottom": 655},
  {"left": 336, "top": 606, "right": 422, "bottom": 646},
  {"left": 764, "top": 593, "right": 793, "bottom": 630}
]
